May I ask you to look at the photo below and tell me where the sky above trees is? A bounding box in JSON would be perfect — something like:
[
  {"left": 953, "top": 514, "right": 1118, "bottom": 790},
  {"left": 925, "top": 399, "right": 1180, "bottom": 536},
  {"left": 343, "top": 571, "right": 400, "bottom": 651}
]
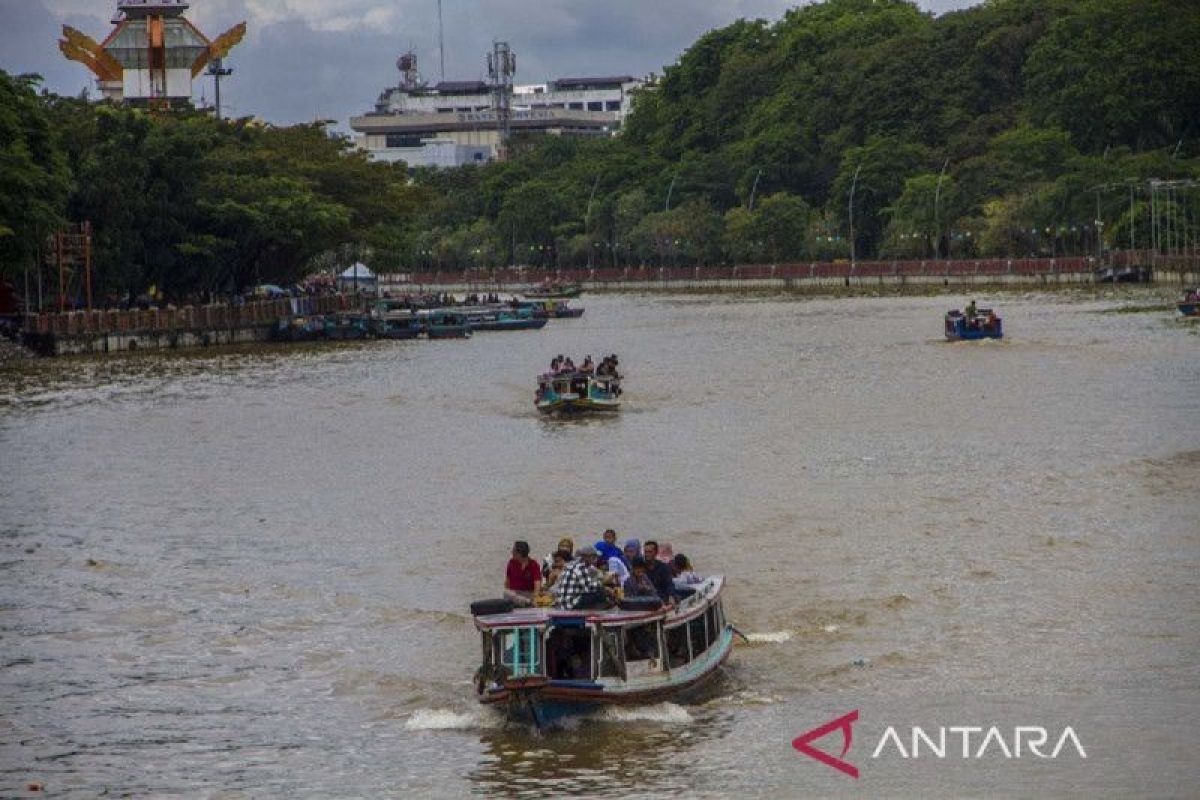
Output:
[{"left": 5, "top": 0, "right": 977, "bottom": 125}]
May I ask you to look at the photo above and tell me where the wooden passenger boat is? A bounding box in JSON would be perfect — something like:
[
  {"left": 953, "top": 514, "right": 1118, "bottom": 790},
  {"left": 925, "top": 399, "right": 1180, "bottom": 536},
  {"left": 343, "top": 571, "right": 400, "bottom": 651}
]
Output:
[
  {"left": 324, "top": 313, "right": 371, "bottom": 341},
  {"left": 466, "top": 309, "right": 549, "bottom": 332},
  {"left": 423, "top": 311, "right": 472, "bottom": 339},
  {"left": 471, "top": 576, "right": 733, "bottom": 726},
  {"left": 373, "top": 314, "right": 423, "bottom": 340},
  {"left": 525, "top": 282, "right": 584, "bottom": 299},
  {"left": 945, "top": 308, "right": 1003, "bottom": 340},
  {"left": 535, "top": 371, "right": 621, "bottom": 415},
  {"left": 271, "top": 316, "right": 325, "bottom": 342},
  {"left": 1178, "top": 289, "right": 1199, "bottom": 317}
]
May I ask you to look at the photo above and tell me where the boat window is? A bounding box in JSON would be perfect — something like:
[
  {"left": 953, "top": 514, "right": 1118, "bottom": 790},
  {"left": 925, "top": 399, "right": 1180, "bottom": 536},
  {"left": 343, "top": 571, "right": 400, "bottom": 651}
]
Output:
[
  {"left": 705, "top": 605, "right": 719, "bottom": 648},
  {"left": 689, "top": 616, "right": 707, "bottom": 658},
  {"left": 495, "top": 626, "right": 543, "bottom": 678},
  {"left": 596, "top": 626, "right": 624, "bottom": 679},
  {"left": 546, "top": 627, "right": 592, "bottom": 680},
  {"left": 623, "top": 622, "right": 660, "bottom": 663},
  {"left": 666, "top": 624, "right": 690, "bottom": 668}
]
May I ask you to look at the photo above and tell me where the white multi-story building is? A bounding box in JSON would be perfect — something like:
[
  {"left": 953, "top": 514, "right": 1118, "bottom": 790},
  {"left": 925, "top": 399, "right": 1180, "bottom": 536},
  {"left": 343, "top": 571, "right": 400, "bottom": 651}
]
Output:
[{"left": 350, "top": 67, "right": 645, "bottom": 168}]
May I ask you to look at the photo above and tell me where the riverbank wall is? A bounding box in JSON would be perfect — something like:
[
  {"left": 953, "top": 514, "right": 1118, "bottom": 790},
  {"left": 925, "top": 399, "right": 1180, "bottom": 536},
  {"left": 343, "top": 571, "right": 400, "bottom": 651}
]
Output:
[
  {"left": 20, "top": 294, "right": 355, "bottom": 357},
  {"left": 381, "top": 255, "right": 1200, "bottom": 294}
]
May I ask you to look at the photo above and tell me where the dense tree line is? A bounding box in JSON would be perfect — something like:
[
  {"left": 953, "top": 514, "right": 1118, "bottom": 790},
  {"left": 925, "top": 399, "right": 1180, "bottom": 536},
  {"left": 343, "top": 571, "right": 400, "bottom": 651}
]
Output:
[{"left": 1, "top": 0, "right": 1198, "bottom": 303}]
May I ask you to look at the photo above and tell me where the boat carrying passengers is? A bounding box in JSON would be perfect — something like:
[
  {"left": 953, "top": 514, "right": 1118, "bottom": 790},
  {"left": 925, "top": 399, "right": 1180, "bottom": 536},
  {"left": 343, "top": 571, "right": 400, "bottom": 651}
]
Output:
[{"left": 502, "top": 530, "right": 702, "bottom": 610}]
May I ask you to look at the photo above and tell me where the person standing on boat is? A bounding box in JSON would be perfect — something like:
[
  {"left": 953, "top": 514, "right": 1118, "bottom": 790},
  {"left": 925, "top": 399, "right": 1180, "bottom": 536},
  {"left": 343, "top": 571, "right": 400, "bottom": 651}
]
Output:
[
  {"left": 504, "top": 541, "right": 542, "bottom": 608},
  {"left": 965, "top": 300, "right": 977, "bottom": 319},
  {"left": 642, "top": 541, "right": 676, "bottom": 604},
  {"left": 552, "top": 546, "right": 607, "bottom": 609}
]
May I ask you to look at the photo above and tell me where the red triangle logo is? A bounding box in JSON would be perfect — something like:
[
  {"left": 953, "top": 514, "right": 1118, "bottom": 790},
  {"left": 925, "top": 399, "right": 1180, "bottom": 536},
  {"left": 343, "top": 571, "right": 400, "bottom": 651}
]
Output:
[{"left": 792, "top": 709, "right": 859, "bottom": 779}]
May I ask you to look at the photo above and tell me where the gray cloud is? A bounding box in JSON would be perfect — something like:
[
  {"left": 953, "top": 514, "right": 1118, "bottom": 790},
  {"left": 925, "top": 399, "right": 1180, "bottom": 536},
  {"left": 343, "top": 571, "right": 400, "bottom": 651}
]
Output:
[{"left": 2, "top": 0, "right": 981, "bottom": 125}]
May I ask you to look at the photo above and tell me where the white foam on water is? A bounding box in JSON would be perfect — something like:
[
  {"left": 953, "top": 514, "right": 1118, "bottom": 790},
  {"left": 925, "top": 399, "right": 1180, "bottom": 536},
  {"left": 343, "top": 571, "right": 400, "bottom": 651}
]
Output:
[
  {"left": 404, "top": 708, "right": 496, "bottom": 731},
  {"left": 822, "top": 624, "right": 841, "bottom": 634},
  {"left": 597, "top": 702, "right": 692, "bottom": 724},
  {"left": 745, "top": 630, "right": 792, "bottom": 643}
]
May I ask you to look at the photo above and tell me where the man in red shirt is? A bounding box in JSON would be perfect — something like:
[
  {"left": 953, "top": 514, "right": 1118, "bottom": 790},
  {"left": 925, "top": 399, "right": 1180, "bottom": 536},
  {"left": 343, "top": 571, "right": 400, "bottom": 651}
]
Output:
[{"left": 504, "top": 541, "right": 542, "bottom": 607}]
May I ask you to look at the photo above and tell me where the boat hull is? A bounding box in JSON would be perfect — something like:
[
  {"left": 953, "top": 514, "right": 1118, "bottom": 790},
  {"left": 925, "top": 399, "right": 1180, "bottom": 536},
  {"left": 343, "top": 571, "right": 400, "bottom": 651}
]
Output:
[
  {"left": 470, "top": 317, "right": 549, "bottom": 332},
  {"left": 426, "top": 326, "right": 471, "bottom": 339},
  {"left": 536, "top": 398, "right": 620, "bottom": 415},
  {"left": 481, "top": 628, "right": 734, "bottom": 723},
  {"left": 1179, "top": 303, "right": 1199, "bottom": 317}
]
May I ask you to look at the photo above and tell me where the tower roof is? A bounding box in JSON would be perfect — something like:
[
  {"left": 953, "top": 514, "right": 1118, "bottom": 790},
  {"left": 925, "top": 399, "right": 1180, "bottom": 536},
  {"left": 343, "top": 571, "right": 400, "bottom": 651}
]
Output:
[{"left": 117, "top": 1, "right": 190, "bottom": 19}]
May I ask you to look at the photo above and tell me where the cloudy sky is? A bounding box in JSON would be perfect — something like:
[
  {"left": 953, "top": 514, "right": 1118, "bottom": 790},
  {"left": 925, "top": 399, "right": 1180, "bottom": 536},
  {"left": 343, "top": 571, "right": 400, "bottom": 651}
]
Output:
[{"left": 3, "top": 0, "right": 977, "bottom": 126}]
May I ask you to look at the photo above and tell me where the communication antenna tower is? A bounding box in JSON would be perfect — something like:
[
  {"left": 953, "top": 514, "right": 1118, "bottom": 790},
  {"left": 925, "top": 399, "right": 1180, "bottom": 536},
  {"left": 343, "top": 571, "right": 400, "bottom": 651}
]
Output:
[{"left": 488, "top": 40, "right": 515, "bottom": 160}]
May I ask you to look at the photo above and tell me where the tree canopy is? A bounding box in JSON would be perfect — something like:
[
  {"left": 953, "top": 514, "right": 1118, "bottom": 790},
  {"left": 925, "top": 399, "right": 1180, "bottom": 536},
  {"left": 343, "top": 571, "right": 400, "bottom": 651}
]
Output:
[{"left": 1, "top": 0, "right": 1197, "bottom": 303}]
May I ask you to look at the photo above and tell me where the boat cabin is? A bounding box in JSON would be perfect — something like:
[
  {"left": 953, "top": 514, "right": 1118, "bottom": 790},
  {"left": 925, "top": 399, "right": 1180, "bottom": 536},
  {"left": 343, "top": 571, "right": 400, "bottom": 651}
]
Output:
[{"left": 473, "top": 577, "right": 731, "bottom": 705}]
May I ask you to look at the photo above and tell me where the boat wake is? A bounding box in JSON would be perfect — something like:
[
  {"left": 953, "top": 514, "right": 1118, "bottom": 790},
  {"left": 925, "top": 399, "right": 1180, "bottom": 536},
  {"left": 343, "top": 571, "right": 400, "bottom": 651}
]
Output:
[
  {"left": 404, "top": 708, "right": 500, "bottom": 731},
  {"left": 595, "top": 702, "right": 692, "bottom": 724},
  {"left": 742, "top": 630, "right": 793, "bottom": 644}
]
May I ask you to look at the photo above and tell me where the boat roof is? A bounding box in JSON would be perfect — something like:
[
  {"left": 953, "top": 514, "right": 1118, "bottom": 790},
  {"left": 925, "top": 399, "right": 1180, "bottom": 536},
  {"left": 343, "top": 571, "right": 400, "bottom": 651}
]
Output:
[{"left": 474, "top": 576, "right": 723, "bottom": 629}]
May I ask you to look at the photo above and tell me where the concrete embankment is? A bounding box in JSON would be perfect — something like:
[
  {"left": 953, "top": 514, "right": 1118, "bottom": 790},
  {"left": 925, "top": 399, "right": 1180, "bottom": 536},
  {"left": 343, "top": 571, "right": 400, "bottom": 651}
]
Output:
[{"left": 21, "top": 295, "right": 356, "bottom": 357}]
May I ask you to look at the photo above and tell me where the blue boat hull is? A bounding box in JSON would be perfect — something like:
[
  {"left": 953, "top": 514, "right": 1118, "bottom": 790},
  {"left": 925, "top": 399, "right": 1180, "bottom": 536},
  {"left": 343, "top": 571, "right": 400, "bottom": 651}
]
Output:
[
  {"left": 945, "top": 317, "right": 1003, "bottom": 340},
  {"left": 1179, "top": 303, "right": 1198, "bottom": 317}
]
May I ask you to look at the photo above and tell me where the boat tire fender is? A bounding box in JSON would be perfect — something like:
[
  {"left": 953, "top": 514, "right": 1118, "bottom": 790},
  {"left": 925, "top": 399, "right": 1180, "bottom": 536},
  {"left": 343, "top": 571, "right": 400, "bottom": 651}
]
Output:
[{"left": 470, "top": 598, "right": 515, "bottom": 616}]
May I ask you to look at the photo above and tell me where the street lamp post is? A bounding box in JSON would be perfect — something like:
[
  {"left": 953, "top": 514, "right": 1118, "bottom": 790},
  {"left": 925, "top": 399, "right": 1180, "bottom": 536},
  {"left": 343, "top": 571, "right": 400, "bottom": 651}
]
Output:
[
  {"left": 848, "top": 164, "right": 862, "bottom": 268},
  {"left": 206, "top": 58, "right": 233, "bottom": 120},
  {"left": 934, "top": 158, "right": 949, "bottom": 259}
]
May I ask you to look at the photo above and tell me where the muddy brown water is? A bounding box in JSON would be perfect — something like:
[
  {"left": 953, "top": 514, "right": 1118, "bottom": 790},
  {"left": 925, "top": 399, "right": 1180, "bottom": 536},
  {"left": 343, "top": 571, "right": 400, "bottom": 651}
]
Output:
[{"left": 1, "top": 290, "right": 1197, "bottom": 797}]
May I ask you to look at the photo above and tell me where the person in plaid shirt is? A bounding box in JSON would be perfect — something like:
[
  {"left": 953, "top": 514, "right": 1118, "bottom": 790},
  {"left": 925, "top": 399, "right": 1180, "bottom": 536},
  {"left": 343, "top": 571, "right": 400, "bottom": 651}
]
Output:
[{"left": 552, "top": 546, "right": 607, "bottom": 609}]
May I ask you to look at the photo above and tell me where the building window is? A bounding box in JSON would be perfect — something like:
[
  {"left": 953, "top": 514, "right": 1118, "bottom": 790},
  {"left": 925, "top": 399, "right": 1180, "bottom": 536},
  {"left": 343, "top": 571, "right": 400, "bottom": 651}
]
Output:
[
  {"left": 587, "top": 101, "right": 603, "bottom": 112},
  {"left": 385, "top": 134, "right": 424, "bottom": 149},
  {"left": 606, "top": 100, "right": 621, "bottom": 112},
  {"left": 568, "top": 102, "right": 584, "bottom": 110}
]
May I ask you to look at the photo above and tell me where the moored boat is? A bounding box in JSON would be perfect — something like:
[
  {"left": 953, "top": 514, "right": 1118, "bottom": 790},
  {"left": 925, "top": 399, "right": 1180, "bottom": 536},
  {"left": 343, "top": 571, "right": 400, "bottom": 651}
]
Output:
[
  {"left": 945, "top": 307, "right": 1003, "bottom": 340},
  {"left": 525, "top": 282, "right": 583, "bottom": 299},
  {"left": 469, "top": 311, "right": 549, "bottom": 332},
  {"left": 536, "top": 371, "right": 621, "bottom": 415},
  {"left": 324, "top": 313, "right": 371, "bottom": 340},
  {"left": 471, "top": 576, "right": 733, "bottom": 726},
  {"left": 373, "top": 314, "right": 423, "bottom": 340},
  {"left": 271, "top": 316, "right": 325, "bottom": 342},
  {"left": 423, "top": 311, "right": 472, "bottom": 339},
  {"left": 1178, "top": 288, "right": 1199, "bottom": 317}
]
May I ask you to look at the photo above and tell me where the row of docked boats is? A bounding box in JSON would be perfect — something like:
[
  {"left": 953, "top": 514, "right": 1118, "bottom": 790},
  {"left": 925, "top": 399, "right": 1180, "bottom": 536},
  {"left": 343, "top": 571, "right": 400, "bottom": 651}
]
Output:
[{"left": 271, "top": 297, "right": 583, "bottom": 342}]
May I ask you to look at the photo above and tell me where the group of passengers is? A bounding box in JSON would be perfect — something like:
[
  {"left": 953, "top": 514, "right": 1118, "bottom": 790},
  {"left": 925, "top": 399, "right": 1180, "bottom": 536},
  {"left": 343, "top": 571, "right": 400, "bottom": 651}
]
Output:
[
  {"left": 503, "top": 529, "right": 702, "bottom": 610},
  {"left": 546, "top": 354, "right": 621, "bottom": 379}
]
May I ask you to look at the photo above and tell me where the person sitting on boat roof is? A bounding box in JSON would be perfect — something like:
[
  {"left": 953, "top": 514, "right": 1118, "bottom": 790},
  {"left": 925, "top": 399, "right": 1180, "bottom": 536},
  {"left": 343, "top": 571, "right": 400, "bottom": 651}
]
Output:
[
  {"left": 503, "top": 541, "right": 542, "bottom": 608},
  {"left": 623, "top": 556, "right": 658, "bottom": 599},
  {"left": 543, "top": 537, "right": 574, "bottom": 580},
  {"left": 642, "top": 541, "right": 676, "bottom": 604},
  {"left": 543, "top": 549, "right": 571, "bottom": 590},
  {"left": 552, "top": 545, "right": 609, "bottom": 609},
  {"left": 580, "top": 355, "right": 594, "bottom": 374},
  {"left": 596, "top": 529, "right": 628, "bottom": 567}
]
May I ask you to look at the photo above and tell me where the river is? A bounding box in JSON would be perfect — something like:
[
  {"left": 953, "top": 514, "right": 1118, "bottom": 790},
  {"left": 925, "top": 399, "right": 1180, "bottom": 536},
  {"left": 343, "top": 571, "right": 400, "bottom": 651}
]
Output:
[{"left": 1, "top": 289, "right": 1197, "bottom": 797}]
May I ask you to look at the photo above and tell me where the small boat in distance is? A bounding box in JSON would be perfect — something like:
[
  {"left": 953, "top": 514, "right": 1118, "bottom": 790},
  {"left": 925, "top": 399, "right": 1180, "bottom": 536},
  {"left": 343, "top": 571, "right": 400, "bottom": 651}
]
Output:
[
  {"left": 471, "top": 576, "right": 734, "bottom": 727},
  {"left": 525, "top": 282, "right": 584, "bottom": 299},
  {"left": 1178, "top": 288, "right": 1199, "bottom": 317},
  {"left": 536, "top": 371, "right": 621, "bottom": 415},
  {"left": 945, "top": 307, "right": 1003, "bottom": 340}
]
